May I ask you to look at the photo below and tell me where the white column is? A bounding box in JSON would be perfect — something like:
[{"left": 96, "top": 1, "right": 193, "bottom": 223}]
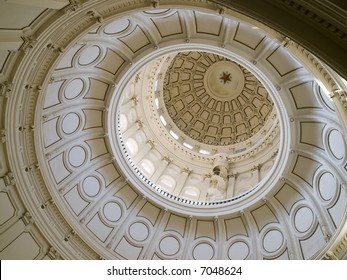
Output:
[
  {"left": 251, "top": 165, "right": 261, "bottom": 186},
  {"left": 121, "top": 100, "right": 134, "bottom": 112},
  {"left": 198, "top": 176, "right": 211, "bottom": 201},
  {"left": 173, "top": 168, "right": 191, "bottom": 196},
  {"left": 150, "top": 156, "right": 171, "bottom": 183},
  {"left": 132, "top": 140, "right": 154, "bottom": 164},
  {"left": 226, "top": 174, "right": 236, "bottom": 198},
  {"left": 122, "top": 123, "right": 137, "bottom": 138},
  {"left": 5, "top": 0, "right": 70, "bottom": 9},
  {"left": 122, "top": 120, "right": 142, "bottom": 139}
]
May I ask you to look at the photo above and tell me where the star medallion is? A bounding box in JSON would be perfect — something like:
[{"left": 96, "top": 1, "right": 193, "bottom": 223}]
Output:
[{"left": 220, "top": 71, "right": 232, "bottom": 84}]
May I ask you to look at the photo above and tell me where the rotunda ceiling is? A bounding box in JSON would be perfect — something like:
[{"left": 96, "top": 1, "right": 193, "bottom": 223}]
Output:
[
  {"left": 4, "top": 1, "right": 347, "bottom": 261},
  {"left": 118, "top": 50, "right": 280, "bottom": 205},
  {"left": 162, "top": 51, "right": 274, "bottom": 146}
]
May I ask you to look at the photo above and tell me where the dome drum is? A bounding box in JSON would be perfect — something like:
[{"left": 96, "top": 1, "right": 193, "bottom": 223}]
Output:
[{"left": 2, "top": 1, "right": 346, "bottom": 260}]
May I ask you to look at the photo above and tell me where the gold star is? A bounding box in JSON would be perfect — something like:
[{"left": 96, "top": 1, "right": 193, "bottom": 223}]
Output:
[{"left": 220, "top": 71, "right": 232, "bottom": 84}]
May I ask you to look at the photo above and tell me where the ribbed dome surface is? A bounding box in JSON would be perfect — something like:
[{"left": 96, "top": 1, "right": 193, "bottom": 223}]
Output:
[{"left": 163, "top": 51, "right": 274, "bottom": 145}]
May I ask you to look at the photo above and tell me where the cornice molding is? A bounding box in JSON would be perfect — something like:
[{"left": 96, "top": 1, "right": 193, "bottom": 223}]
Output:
[{"left": 1, "top": 0, "right": 346, "bottom": 260}]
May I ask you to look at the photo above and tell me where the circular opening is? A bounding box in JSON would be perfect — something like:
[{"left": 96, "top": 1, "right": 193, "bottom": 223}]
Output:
[{"left": 109, "top": 46, "right": 288, "bottom": 216}]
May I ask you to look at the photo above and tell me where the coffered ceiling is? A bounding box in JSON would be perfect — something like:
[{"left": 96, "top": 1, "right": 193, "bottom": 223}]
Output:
[{"left": 0, "top": 0, "right": 346, "bottom": 260}]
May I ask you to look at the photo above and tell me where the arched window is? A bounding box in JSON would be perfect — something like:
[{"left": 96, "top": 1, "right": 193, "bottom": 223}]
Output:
[
  {"left": 157, "top": 175, "right": 176, "bottom": 192},
  {"left": 139, "top": 159, "right": 155, "bottom": 177},
  {"left": 119, "top": 113, "right": 128, "bottom": 131},
  {"left": 181, "top": 186, "right": 200, "bottom": 200},
  {"left": 125, "top": 138, "right": 138, "bottom": 156}
]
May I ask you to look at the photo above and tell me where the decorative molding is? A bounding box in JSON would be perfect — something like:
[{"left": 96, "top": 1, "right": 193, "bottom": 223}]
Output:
[
  {"left": 1, "top": 0, "right": 346, "bottom": 260},
  {"left": 63, "top": 0, "right": 83, "bottom": 14},
  {"left": 0, "top": 82, "right": 12, "bottom": 98},
  {"left": 280, "top": 0, "right": 347, "bottom": 43},
  {"left": 20, "top": 35, "right": 37, "bottom": 53}
]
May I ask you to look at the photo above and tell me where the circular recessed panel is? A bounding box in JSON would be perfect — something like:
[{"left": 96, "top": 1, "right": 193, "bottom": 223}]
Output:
[
  {"left": 193, "top": 243, "right": 214, "bottom": 260},
  {"left": 103, "top": 202, "right": 122, "bottom": 222},
  {"left": 262, "top": 229, "right": 284, "bottom": 253},
  {"left": 129, "top": 222, "right": 149, "bottom": 242},
  {"left": 82, "top": 176, "right": 101, "bottom": 197},
  {"left": 68, "top": 146, "right": 86, "bottom": 168},
  {"left": 78, "top": 45, "right": 101, "bottom": 66},
  {"left": 318, "top": 172, "right": 336, "bottom": 201},
  {"left": 228, "top": 241, "right": 249, "bottom": 260},
  {"left": 159, "top": 236, "right": 180, "bottom": 256},
  {"left": 64, "top": 78, "right": 84, "bottom": 100},
  {"left": 62, "top": 113, "right": 80, "bottom": 134},
  {"left": 328, "top": 129, "right": 345, "bottom": 160},
  {"left": 294, "top": 206, "right": 314, "bottom": 233}
]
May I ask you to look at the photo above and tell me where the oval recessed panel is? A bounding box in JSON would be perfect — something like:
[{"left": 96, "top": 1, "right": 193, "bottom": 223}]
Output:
[
  {"left": 159, "top": 236, "right": 180, "bottom": 256},
  {"left": 78, "top": 45, "right": 101, "bottom": 66},
  {"left": 318, "top": 172, "right": 336, "bottom": 201},
  {"left": 228, "top": 241, "right": 249, "bottom": 260},
  {"left": 328, "top": 129, "right": 345, "bottom": 160},
  {"left": 129, "top": 222, "right": 149, "bottom": 242},
  {"left": 263, "top": 229, "right": 284, "bottom": 253},
  {"left": 294, "top": 206, "right": 314, "bottom": 233},
  {"left": 103, "top": 202, "right": 122, "bottom": 222},
  {"left": 103, "top": 19, "right": 130, "bottom": 35},
  {"left": 64, "top": 78, "right": 84, "bottom": 100},
  {"left": 193, "top": 243, "right": 214, "bottom": 260},
  {"left": 68, "top": 146, "right": 86, "bottom": 168},
  {"left": 62, "top": 113, "right": 80, "bottom": 134},
  {"left": 82, "top": 176, "right": 101, "bottom": 197}
]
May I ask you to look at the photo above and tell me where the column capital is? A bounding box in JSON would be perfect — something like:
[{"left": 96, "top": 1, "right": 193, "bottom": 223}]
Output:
[
  {"left": 329, "top": 90, "right": 347, "bottom": 98},
  {"left": 46, "top": 247, "right": 60, "bottom": 260},
  {"left": 162, "top": 155, "right": 172, "bottom": 163},
  {"left": 3, "top": 172, "right": 15, "bottom": 186},
  {"left": 87, "top": 10, "right": 103, "bottom": 23},
  {"left": 146, "top": 139, "right": 155, "bottom": 148},
  {"left": 64, "top": 0, "right": 82, "bottom": 14},
  {"left": 135, "top": 119, "right": 144, "bottom": 128},
  {"left": 181, "top": 167, "right": 192, "bottom": 174},
  {"left": 230, "top": 172, "right": 238, "bottom": 178},
  {"left": 131, "top": 96, "right": 139, "bottom": 105},
  {"left": 1, "top": 129, "right": 6, "bottom": 143},
  {"left": 251, "top": 164, "right": 261, "bottom": 172},
  {"left": 0, "top": 82, "right": 13, "bottom": 98},
  {"left": 280, "top": 36, "right": 293, "bottom": 48},
  {"left": 20, "top": 35, "right": 37, "bottom": 53},
  {"left": 22, "top": 211, "right": 34, "bottom": 226}
]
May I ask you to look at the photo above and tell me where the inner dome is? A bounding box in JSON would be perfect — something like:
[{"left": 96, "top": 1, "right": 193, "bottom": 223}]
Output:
[
  {"left": 118, "top": 51, "right": 280, "bottom": 204},
  {"left": 163, "top": 51, "right": 274, "bottom": 146}
]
